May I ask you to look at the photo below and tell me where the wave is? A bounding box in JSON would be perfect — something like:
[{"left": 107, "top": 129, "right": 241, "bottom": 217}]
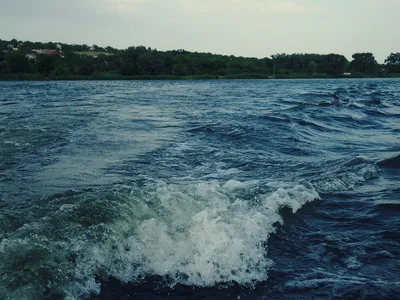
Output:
[
  {"left": 371, "top": 202, "right": 400, "bottom": 214},
  {"left": 378, "top": 154, "right": 400, "bottom": 168},
  {"left": 2, "top": 79, "right": 399, "bottom": 299},
  {"left": 0, "top": 181, "right": 319, "bottom": 299},
  {"left": 285, "top": 269, "right": 400, "bottom": 298},
  {"left": 308, "top": 157, "right": 380, "bottom": 193},
  {"left": 290, "top": 84, "right": 397, "bottom": 112}
]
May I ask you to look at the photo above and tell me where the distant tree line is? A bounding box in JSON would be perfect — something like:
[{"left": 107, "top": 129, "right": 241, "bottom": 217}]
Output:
[{"left": 1, "top": 39, "right": 400, "bottom": 79}]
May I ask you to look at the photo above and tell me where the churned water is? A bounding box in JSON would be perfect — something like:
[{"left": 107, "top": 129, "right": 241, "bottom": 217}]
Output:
[{"left": 0, "top": 79, "right": 399, "bottom": 299}]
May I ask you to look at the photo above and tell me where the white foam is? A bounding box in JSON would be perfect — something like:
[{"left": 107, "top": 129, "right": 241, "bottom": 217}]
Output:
[
  {"left": 222, "top": 179, "right": 258, "bottom": 191},
  {"left": 315, "top": 162, "right": 380, "bottom": 193},
  {"left": 72, "top": 181, "right": 319, "bottom": 295},
  {"left": 0, "top": 180, "right": 319, "bottom": 299}
]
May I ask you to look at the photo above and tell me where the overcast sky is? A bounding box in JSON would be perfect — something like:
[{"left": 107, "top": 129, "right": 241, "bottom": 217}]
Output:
[{"left": 0, "top": 0, "right": 398, "bottom": 62}]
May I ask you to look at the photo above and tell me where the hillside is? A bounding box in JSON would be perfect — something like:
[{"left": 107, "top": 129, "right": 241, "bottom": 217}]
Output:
[{"left": 1, "top": 39, "right": 399, "bottom": 80}]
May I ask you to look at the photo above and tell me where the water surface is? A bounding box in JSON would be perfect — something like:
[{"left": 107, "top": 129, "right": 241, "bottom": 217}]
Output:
[{"left": 0, "top": 79, "right": 399, "bottom": 299}]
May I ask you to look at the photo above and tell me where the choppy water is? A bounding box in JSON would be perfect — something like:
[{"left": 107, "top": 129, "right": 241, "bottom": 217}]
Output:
[{"left": 0, "top": 79, "right": 399, "bottom": 299}]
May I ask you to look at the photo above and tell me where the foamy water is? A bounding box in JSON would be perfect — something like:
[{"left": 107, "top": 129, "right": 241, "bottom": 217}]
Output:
[{"left": 0, "top": 79, "right": 399, "bottom": 299}]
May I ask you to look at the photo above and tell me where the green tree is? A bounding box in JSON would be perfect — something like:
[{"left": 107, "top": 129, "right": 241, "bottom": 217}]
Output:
[
  {"left": 349, "top": 53, "right": 378, "bottom": 73},
  {"left": 137, "top": 53, "right": 164, "bottom": 75},
  {"left": 271, "top": 53, "right": 291, "bottom": 72},
  {"left": 0, "top": 39, "right": 8, "bottom": 50},
  {"left": 7, "top": 52, "right": 31, "bottom": 73},
  {"left": 35, "top": 54, "right": 57, "bottom": 74},
  {"left": 104, "top": 46, "right": 118, "bottom": 54},
  {"left": 320, "top": 54, "right": 348, "bottom": 75},
  {"left": 162, "top": 53, "right": 174, "bottom": 74},
  {"left": 0, "top": 51, "right": 5, "bottom": 73},
  {"left": 308, "top": 61, "right": 318, "bottom": 75},
  {"left": 172, "top": 64, "right": 188, "bottom": 76},
  {"left": 385, "top": 52, "right": 400, "bottom": 73},
  {"left": 10, "top": 39, "right": 18, "bottom": 46}
]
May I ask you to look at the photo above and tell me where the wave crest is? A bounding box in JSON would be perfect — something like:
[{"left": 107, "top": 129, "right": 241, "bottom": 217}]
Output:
[{"left": 0, "top": 181, "right": 319, "bottom": 299}]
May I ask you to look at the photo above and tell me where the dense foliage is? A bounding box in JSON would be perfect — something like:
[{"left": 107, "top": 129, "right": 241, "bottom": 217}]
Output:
[{"left": 0, "top": 39, "right": 398, "bottom": 79}]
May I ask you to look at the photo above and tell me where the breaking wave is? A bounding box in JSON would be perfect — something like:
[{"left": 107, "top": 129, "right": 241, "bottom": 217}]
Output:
[{"left": 0, "top": 181, "right": 319, "bottom": 299}]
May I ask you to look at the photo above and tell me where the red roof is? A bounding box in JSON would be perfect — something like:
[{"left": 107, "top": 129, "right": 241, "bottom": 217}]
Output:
[{"left": 39, "top": 49, "right": 57, "bottom": 55}]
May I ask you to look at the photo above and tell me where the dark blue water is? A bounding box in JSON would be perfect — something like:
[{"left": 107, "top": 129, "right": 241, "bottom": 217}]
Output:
[{"left": 0, "top": 79, "right": 399, "bottom": 299}]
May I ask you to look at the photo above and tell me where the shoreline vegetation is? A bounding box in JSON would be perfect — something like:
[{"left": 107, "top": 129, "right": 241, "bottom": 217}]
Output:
[
  {"left": 2, "top": 73, "right": 400, "bottom": 81},
  {"left": 1, "top": 38, "right": 400, "bottom": 80}
]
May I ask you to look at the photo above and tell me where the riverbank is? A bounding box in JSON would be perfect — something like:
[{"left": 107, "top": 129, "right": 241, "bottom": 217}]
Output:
[{"left": 1, "top": 72, "right": 399, "bottom": 81}]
